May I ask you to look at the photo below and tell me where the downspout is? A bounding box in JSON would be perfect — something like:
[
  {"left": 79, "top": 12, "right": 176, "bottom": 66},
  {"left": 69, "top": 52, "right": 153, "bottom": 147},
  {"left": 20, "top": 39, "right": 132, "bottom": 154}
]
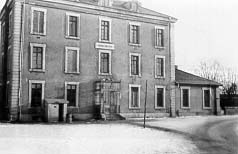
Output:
[
  {"left": 18, "top": 0, "right": 25, "bottom": 121},
  {"left": 168, "top": 22, "right": 172, "bottom": 117}
]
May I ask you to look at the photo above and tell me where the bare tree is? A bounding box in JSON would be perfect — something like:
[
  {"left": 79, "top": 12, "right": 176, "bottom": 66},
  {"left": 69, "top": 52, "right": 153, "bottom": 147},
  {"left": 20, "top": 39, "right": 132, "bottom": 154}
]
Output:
[{"left": 195, "top": 60, "right": 238, "bottom": 95}]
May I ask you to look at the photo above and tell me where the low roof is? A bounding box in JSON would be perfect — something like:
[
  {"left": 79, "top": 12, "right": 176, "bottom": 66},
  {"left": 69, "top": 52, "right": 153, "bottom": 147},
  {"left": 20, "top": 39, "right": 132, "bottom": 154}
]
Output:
[{"left": 175, "top": 69, "right": 222, "bottom": 86}]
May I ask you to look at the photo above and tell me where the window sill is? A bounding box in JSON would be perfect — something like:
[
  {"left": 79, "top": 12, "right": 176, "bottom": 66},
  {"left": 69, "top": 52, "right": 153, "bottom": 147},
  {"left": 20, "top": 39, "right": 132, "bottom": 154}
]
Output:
[
  {"left": 181, "top": 107, "right": 191, "bottom": 110},
  {"left": 155, "top": 76, "right": 165, "bottom": 79},
  {"left": 203, "top": 107, "right": 212, "bottom": 110},
  {"left": 129, "top": 43, "right": 141, "bottom": 47},
  {"left": 129, "top": 107, "right": 141, "bottom": 110},
  {"left": 65, "top": 36, "right": 80, "bottom": 40},
  {"left": 65, "top": 72, "right": 80, "bottom": 75},
  {"left": 155, "top": 46, "right": 165, "bottom": 50},
  {"left": 99, "top": 73, "right": 112, "bottom": 76},
  {"left": 31, "top": 32, "right": 46, "bottom": 36},
  {"left": 130, "top": 75, "right": 142, "bottom": 78},
  {"left": 155, "top": 107, "right": 166, "bottom": 110},
  {"left": 29, "top": 69, "right": 45, "bottom": 73},
  {"left": 99, "top": 40, "right": 112, "bottom": 43}
]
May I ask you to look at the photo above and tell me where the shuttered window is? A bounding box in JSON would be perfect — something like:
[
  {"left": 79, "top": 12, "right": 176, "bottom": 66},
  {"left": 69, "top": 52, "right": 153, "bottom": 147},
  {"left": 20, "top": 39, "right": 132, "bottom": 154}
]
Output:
[
  {"left": 65, "top": 47, "right": 80, "bottom": 74},
  {"left": 131, "top": 55, "right": 139, "bottom": 75},
  {"left": 31, "top": 8, "right": 46, "bottom": 35},
  {"left": 155, "top": 28, "right": 164, "bottom": 47},
  {"left": 131, "top": 87, "right": 139, "bottom": 108},
  {"left": 155, "top": 56, "right": 165, "bottom": 78}
]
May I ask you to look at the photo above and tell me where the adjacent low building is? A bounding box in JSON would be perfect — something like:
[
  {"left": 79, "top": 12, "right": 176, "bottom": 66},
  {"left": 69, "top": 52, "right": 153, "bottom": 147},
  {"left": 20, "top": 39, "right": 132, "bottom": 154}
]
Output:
[{"left": 175, "top": 68, "right": 222, "bottom": 116}]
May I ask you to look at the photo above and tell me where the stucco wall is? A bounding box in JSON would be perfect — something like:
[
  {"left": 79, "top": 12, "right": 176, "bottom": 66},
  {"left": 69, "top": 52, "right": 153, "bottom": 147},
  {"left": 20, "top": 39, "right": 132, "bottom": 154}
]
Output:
[{"left": 16, "top": 0, "right": 174, "bottom": 119}]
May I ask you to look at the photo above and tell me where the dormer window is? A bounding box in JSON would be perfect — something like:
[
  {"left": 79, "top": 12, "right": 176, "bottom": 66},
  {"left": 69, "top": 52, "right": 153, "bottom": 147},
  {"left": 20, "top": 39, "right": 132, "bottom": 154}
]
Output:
[{"left": 98, "top": 0, "right": 112, "bottom": 7}]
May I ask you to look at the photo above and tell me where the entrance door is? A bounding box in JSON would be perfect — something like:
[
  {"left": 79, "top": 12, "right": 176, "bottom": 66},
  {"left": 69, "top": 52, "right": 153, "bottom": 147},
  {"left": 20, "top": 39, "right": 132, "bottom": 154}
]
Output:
[
  {"left": 103, "top": 91, "right": 120, "bottom": 114},
  {"left": 58, "top": 104, "right": 64, "bottom": 122}
]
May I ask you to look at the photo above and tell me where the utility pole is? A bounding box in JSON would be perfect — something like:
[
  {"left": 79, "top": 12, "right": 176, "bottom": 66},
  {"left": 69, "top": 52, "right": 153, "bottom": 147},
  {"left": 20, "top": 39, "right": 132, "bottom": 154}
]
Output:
[{"left": 144, "top": 80, "right": 148, "bottom": 128}]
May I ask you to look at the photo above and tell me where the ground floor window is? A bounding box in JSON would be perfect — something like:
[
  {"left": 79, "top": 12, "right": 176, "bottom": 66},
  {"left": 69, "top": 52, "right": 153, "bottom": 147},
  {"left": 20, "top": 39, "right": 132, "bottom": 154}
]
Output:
[
  {"left": 155, "top": 85, "right": 165, "bottom": 109},
  {"left": 181, "top": 87, "right": 190, "bottom": 108},
  {"left": 203, "top": 88, "right": 211, "bottom": 109},
  {"left": 29, "top": 80, "right": 45, "bottom": 107},
  {"left": 65, "top": 82, "right": 79, "bottom": 107},
  {"left": 129, "top": 84, "right": 141, "bottom": 109}
]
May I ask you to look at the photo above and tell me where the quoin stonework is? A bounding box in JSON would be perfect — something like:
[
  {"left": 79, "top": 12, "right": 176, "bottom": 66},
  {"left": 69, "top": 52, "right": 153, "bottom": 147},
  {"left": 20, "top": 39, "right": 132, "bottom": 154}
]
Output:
[{"left": 0, "top": 0, "right": 221, "bottom": 122}]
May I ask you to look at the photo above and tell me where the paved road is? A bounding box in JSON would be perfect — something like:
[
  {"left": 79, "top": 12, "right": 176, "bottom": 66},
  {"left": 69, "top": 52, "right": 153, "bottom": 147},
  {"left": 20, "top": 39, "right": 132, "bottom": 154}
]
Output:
[{"left": 191, "top": 117, "right": 238, "bottom": 154}]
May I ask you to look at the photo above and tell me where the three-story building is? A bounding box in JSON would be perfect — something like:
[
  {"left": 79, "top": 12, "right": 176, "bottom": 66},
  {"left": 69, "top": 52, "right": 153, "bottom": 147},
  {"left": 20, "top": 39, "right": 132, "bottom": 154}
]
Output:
[{"left": 0, "top": 0, "right": 177, "bottom": 121}]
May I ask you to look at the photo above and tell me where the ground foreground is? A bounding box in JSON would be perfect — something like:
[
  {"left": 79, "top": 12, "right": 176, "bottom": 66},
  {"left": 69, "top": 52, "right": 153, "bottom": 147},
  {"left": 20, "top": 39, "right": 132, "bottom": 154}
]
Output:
[{"left": 0, "top": 115, "right": 237, "bottom": 154}]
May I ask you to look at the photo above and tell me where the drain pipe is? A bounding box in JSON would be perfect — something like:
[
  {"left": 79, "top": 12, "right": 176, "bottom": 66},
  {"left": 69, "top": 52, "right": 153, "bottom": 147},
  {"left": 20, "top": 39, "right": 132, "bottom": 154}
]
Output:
[{"left": 18, "top": 0, "right": 25, "bottom": 121}]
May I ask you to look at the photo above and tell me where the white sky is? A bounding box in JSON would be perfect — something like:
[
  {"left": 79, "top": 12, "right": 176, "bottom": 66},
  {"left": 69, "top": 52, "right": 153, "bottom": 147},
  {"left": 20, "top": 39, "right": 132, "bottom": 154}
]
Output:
[{"left": 1, "top": 0, "right": 238, "bottom": 72}]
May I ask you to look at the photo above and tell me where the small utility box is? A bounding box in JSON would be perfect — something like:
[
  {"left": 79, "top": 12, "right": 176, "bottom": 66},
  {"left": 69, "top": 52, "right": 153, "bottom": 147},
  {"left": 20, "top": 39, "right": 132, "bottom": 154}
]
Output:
[{"left": 45, "top": 99, "right": 68, "bottom": 123}]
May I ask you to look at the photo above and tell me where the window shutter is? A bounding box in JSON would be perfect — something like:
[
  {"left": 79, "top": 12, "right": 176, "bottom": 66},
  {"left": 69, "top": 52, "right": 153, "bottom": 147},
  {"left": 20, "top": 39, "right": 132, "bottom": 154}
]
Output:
[
  {"left": 33, "top": 11, "right": 38, "bottom": 33},
  {"left": 128, "top": 24, "right": 131, "bottom": 43},
  {"left": 39, "top": 11, "right": 44, "bottom": 34},
  {"left": 65, "top": 14, "right": 69, "bottom": 36},
  {"left": 77, "top": 16, "right": 80, "bottom": 38}
]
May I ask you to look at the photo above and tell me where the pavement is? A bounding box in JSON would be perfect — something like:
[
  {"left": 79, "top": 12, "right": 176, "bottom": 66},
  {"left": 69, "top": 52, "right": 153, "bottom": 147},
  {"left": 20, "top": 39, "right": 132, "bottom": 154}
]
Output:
[{"left": 130, "top": 115, "right": 238, "bottom": 154}]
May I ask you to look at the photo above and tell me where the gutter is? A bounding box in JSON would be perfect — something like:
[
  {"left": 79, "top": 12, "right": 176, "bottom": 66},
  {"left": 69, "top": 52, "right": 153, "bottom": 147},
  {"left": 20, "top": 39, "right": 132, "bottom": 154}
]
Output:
[{"left": 18, "top": 0, "right": 25, "bottom": 121}]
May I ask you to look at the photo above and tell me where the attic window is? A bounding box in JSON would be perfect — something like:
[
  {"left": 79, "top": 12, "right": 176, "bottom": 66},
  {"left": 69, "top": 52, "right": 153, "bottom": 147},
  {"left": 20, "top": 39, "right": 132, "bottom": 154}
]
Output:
[{"left": 98, "top": 0, "right": 112, "bottom": 7}]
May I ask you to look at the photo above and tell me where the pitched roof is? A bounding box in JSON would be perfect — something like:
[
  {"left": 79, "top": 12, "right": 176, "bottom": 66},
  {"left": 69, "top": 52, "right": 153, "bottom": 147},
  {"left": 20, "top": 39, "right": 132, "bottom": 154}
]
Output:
[
  {"left": 175, "top": 69, "right": 222, "bottom": 86},
  {"left": 77, "top": 0, "right": 176, "bottom": 21}
]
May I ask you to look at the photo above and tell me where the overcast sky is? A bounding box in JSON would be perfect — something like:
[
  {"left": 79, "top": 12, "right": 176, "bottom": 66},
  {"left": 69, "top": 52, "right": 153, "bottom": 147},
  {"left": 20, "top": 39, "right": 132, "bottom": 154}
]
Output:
[{"left": 1, "top": 0, "right": 238, "bottom": 72}]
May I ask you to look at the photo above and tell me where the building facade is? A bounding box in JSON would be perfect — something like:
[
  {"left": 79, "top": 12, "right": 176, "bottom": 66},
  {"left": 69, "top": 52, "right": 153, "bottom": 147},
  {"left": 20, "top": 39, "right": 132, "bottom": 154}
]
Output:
[{"left": 0, "top": 0, "right": 177, "bottom": 121}]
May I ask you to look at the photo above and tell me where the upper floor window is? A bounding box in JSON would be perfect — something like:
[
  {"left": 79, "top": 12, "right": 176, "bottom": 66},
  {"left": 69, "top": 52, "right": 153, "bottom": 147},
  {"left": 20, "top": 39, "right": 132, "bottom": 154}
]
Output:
[
  {"left": 30, "top": 43, "right": 46, "bottom": 72},
  {"left": 99, "top": 50, "right": 111, "bottom": 75},
  {"left": 129, "top": 22, "right": 140, "bottom": 45},
  {"left": 99, "top": 17, "right": 111, "bottom": 42},
  {"left": 155, "top": 26, "right": 165, "bottom": 48},
  {"left": 65, "top": 47, "right": 80, "bottom": 74},
  {"left": 31, "top": 7, "right": 47, "bottom": 35},
  {"left": 203, "top": 88, "right": 211, "bottom": 109},
  {"left": 155, "top": 55, "right": 165, "bottom": 78},
  {"left": 181, "top": 87, "right": 190, "bottom": 109},
  {"left": 130, "top": 53, "right": 141, "bottom": 77},
  {"left": 66, "top": 12, "right": 80, "bottom": 39},
  {"left": 155, "top": 85, "right": 165, "bottom": 109}
]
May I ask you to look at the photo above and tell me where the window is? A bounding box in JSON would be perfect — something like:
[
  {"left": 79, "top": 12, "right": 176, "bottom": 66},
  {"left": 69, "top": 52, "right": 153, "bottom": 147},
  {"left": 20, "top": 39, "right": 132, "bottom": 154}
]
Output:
[
  {"left": 99, "top": 17, "right": 111, "bottom": 42},
  {"left": 65, "top": 47, "right": 80, "bottom": 74},
  {"left": 98, "top": 0, "right": 112, "bottom": 7},
  {"left": 155, "top": 55, "right": 165, "bottom": 78},
  {"left": 181, "top": 87, "right": 190, "bottom": 108},
  {"left": 30, "top": 43, "right": 46, "bottom": 72},
  {"left": 130, "top": 53, "right": 141, "bottom": 76},
  {"left": 31, "top": 7, "right": 47, "bottom": 35},
  {"left": 8, "top": 11, "right": 13, "bottom": 38},
  {"left": 203, "top": 88, "right": 211, "bottom": 109},
  {"left": 29, "top": 80, "right": 45, "bottom": 107},
  {"left": 129, "top": 84, "right": 141, "bottom": 109},
  {"left": 155, "top": 85, "right": 165, "bottom": 109},
  {"left": 65, "top": 82, "right": 79, "bottom": 107},
  {"left": 66, "top": 12, "right": 80, "bottom": 39},
  {"left": 99, "top": 50, "right": 111, "bottom": 75},
  {"left": 129, "top": 22, "right": 140, "bottom": 45},
  {"left": 155, "top": 26, "right": 165, "bottom": 48}
]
